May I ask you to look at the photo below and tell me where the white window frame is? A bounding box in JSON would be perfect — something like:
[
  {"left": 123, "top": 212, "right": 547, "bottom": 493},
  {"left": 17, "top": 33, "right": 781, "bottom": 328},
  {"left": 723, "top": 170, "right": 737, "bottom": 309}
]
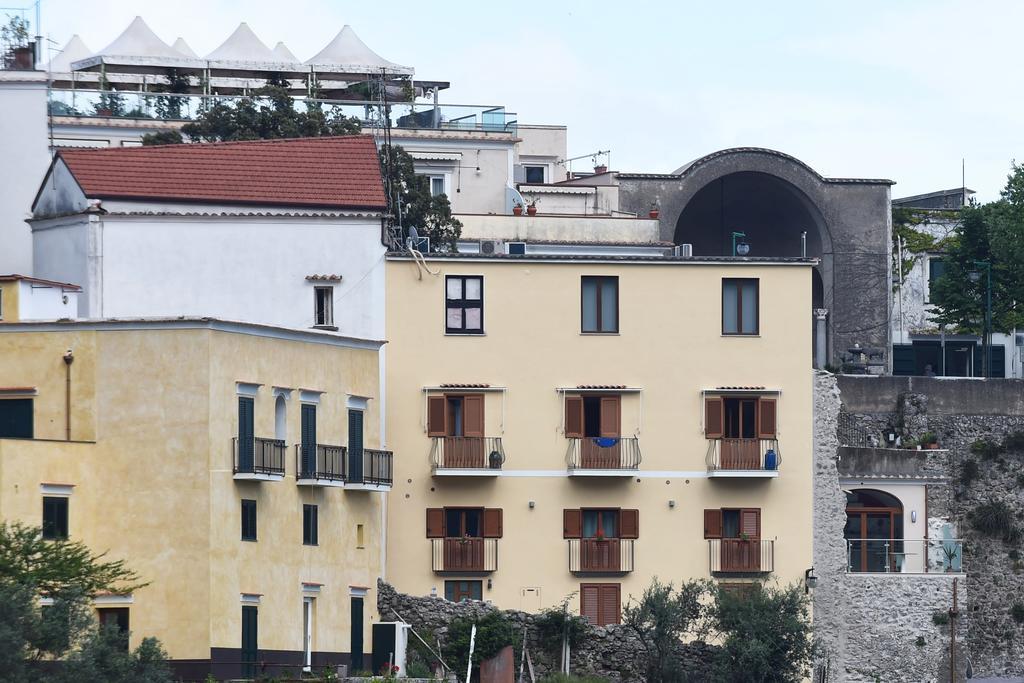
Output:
[
  {"left": 313, "top": 286, "right": 334, "bottom": 328},
  {"left": 303, "top": 596, "right": 314, "bottom": 671}
]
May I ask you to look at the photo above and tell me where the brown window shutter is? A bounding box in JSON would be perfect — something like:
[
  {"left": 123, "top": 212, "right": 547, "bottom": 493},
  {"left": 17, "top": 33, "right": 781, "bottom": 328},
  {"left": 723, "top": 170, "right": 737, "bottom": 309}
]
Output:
[
  {"left": 463, "top": 394, "right": 485, "bottom": 437},
  {"left": 483, "top": 508, "right": 503, "bottom": 538},
  {"left": 619, "top": 509, "right": 639, "bottom": 539},
  {"left": 563, "top": 509, "right": 582, "bottom": 538},
  {"left": 703, "top": 509, "right": 723, "bottom": 539},
  {"left": 740, "top": 508, "right": 760, "bottom": 538},
  {"left": 757, "top": 398, "right": 777, "bottom": 438},
  {"left": 426, "top": 508, "right": 444, "bottom": 538},
  {"left": 598, "top": 584, "right": 621, "bottom": 626},
  {"left": 565, "top": 396, "right": 584, "bottom": 438},
  {"left": 704, "top": 396, "right": 724, "bottom": 438},
  {"left": 427, "top": 396, "right": 447, "bottom": 437},
  {"left": 580, "top": 584, "right": 600, "bottom": 625},
  {"left": 599, "top": 396, "right": 621, "bottom": 437}
]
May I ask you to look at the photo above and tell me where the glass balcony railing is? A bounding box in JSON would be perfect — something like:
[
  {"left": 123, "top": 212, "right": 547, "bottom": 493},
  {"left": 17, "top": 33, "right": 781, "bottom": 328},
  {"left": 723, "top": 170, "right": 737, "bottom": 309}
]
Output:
[{"left": 47, "top": 89, "right": 517, "bottom": 133}]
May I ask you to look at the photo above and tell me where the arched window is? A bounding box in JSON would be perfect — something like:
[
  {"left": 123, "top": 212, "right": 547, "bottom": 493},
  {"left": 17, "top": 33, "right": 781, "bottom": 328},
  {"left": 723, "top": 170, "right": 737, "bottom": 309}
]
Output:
[
  {"left": 275, "top": 395, "right": 287, "bottom": 443},
  {"left": 844, "top": 489, "right": 904, "bottom": 573}
]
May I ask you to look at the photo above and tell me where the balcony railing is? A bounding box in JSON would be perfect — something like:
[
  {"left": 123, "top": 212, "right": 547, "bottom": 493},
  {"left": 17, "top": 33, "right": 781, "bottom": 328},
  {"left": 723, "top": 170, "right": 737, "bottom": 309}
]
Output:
[
  {"left": 568, "top": 538, "right": 635, "bottom": 573},
  {"left": 345, "top": 448, "right": 394, "bottom": 488},
  {"left": 846, "top": 538, "right": 964, "bottom": 574},
  {"left": 47, "top": 89, "right": 517, "bottom": 133},
  {"left": 232, "top": 436, "right": 286, "bottom": 478},
  {"left": 295, "top": 443, "right": 346, "bottom": 484},
  {"left": 709, "top": 539, "right": 775, "bottom": 574},
  {"left": 431, "top": 538, "right": 498, "bottom": 573},
  {"left": 430, "top": 437, "right": 505, "bottom": 470},
  {"left": 705, "top": 438, "right": 781, "bottom": 474},
  {"left": 565, "top": 437, "right": 641, "bottom": 472}
]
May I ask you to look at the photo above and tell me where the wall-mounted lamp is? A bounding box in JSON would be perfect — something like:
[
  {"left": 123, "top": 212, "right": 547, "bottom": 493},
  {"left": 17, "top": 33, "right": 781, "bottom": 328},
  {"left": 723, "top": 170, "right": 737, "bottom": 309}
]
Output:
[
  {"left": 911, "top": 510, "right": 917, "bottom": 523},
  {"left": 430, "top": 586, "right": 437, "bottom": 598},
  {"left": 668, "top": 500, "right": 676, "bottom": 508},
  {"left": 804, "top": 567, "right": 818, "bottom": 594},
  {"left": 528, "top": 500, "right": 535, "bottom": 509},
  {"left": 487, "top": 579, "right": 492, "bottom": 590}
]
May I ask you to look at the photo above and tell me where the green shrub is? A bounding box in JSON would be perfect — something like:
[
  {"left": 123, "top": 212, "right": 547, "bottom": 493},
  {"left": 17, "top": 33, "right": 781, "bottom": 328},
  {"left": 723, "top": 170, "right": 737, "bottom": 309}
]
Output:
[
  {"left": 405, "top": 660, "right": 432, "bottom": 678},
  {"left": 441, "top": 611, "right": 517, "bottom": 671},
  {"left": 971, "top": 500, "right": 1022, "bottom": 543},
  {"left": 960, "top": 459, "right": 981, "bottom": 487},
  {"left": 932, "top": 611, "right": 950, "bottom": 626},
  {"left": 533, "top": 595, "right": 591, "bottom": 658},
  {"left": 972, "top": 439, "right": 1004, "bottom": 460},
  {"left": 915, "top": 636, "right": 926, "bottom": 647},
  {"left": 1012, "top": 603, "right": 1024, "bottom": 624}
]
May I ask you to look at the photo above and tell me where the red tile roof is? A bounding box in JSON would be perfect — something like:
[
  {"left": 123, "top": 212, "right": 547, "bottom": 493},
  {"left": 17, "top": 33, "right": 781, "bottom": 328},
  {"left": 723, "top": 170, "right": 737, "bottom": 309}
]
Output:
[{"left": 57, "top": 135, "right": 387, "bottom": 210}]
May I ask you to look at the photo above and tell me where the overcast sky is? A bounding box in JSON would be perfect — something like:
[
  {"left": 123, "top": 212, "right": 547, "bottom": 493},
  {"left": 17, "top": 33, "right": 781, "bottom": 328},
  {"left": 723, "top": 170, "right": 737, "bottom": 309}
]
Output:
[{"left": 25, "top": 0, "right": 1024, "bottom": 200}]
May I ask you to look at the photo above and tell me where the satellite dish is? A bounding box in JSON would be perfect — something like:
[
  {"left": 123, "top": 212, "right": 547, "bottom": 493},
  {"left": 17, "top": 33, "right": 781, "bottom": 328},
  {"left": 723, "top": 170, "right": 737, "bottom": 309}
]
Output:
[{"left": 408, "top": 225, "right": 419, "bottom": 238}]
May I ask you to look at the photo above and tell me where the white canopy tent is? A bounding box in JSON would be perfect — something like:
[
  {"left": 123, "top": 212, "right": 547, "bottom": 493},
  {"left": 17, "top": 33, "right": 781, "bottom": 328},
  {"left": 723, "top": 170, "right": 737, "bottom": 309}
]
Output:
[
  {"left": 304, "top": 25, "right": 413, "bottom": 77},
  {"left": 171, "top": 37, "right": 198, "bottom": 58}
]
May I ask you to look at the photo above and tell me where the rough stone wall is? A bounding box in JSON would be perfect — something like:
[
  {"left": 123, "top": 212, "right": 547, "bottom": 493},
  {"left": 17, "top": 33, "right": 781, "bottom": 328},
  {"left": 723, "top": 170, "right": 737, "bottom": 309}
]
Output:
[{"left": 377, "top": 580, "right": 716, "bottom": 682}]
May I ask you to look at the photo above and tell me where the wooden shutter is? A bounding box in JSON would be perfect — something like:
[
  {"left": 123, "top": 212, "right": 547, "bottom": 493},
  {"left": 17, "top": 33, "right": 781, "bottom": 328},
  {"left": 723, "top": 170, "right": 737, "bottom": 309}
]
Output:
[
  {"left": 565, "top": 396, "right": 584, "bottom": 437},
  {"left": 598, "top": 584, "right": 621, "bottom": 626},
  {"left": 463, "top": 395, "right": 485, "bottom": 437},
  {"left": 704, "top": 396, "right": 724, "bottom": 438},
  {"left": 300, "top": 403, "right": 316, "bottom": 474},
  {"left": 619, "top": 509, "right": 639, "bottom": 539},
  {"left": 563, "top": 509, "right": 582, "bottom": 538},
  {"left": 599, "top": 396, "right": 621, "bottom": 437},
  {"left": 580, "top": 584, "right": 600, "bottom": 625},
  {"left": 740, "top": 508, "right": 761, "bottom": 538},
  {"left": 482, "top": 508, "right": 503, "bottom": 538},
  {"left": 427, "top": 396, "right": 447, "bottom": 436},
  {"left": 757, "top": 398, "right": 777, "bottom": 438},
  {"left": 703, "top": 509, "right": 723, "bottom": 539},
  {"left": 426, "top": 508, "right": 444, "bottom": 538}
]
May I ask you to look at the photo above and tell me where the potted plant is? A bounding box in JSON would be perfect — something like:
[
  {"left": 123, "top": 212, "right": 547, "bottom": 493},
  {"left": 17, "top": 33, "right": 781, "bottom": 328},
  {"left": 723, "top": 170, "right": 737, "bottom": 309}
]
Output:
[
  {"left": 649, "top": 203, "right": 660, "bottom": 219},
  {"left": 921, "top": 432, "right": 940, "bottom": 449},
  {"left": 526, "top": 199, "right": 540, "bottom": 216},
  {"left": 942, "top": 544, "right": 959, "bottom": 572},
  {"left": 512, "top": 201, "right": 524, "bottom": 216}
]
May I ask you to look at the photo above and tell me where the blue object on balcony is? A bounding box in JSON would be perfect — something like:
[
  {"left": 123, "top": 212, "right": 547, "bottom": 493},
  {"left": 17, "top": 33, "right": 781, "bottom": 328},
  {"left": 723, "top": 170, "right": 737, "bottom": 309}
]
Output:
[
  {"left": 594, "top": 437, "right": 620, "bottom": 448},
  {"left": 764, "top": 449, "right": 778, "bottom": 470}
]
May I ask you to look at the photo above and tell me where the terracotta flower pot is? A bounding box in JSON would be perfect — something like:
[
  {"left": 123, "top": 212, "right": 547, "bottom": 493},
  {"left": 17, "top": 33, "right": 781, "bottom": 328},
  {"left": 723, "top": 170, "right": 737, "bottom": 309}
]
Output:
[
  {"left": 527, "top": 206, "right": 537, "bottom": 216},
  {"left": 513, "top": 206, "right": 523, "bottom": 216},
  {"left": 649, "top": 209, "right": 660, "bottom": 219}
]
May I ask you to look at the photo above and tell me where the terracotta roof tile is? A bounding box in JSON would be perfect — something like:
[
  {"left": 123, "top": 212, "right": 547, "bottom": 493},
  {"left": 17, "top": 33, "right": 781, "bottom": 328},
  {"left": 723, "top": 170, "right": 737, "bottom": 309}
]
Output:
[{"left": 58, "top": 135, "right": 386, "bottom": 210}]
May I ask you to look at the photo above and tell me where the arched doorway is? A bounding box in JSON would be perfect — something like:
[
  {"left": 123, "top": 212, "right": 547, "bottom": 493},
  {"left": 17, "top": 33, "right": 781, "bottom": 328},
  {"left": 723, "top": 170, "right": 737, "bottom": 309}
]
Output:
[
  {"left": 274, "top": 394, "right": 287, "bottom": 442},
  {"left": 844, "top": 489, "right": 904, "bottom": 572}
]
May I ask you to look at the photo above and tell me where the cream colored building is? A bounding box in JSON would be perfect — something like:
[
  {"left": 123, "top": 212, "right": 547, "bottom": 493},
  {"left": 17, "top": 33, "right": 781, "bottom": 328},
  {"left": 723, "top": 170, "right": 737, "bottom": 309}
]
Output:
[
  {"left": 384, "top": 250, "right": 815, "bottom": 622},
  {"left": 0, "top": 317, "right": 391, "bottom": 679}
]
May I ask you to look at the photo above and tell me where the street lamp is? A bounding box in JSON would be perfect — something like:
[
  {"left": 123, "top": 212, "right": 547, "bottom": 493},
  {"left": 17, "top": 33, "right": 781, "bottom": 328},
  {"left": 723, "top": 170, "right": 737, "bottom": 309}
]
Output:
[
  {"left": 968, "top": 260, "right": 992, "bottom": 378},
  {"left": 731, "top": 231, "right": 750, "bottom": 256}
]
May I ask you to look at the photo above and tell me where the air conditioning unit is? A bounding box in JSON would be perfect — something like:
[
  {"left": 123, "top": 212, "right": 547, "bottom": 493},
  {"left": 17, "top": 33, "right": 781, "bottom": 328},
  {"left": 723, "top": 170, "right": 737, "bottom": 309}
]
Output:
[
  {"left": 672, "top": 243, "right": 693, "bottom": 257},
  {"left": 479, "top": 239, "right": 505, "bottom": 255},
  {"left": 506, "top": 242, "right": 526, "bottom": 255},
  {"left": 406, "top": 236, "right": 429, "bottom": 253}
]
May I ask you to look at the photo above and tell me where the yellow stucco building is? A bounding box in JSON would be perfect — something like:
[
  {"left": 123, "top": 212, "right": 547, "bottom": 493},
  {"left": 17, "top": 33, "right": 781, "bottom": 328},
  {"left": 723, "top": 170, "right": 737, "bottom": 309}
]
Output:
[
  {"left": 384, "top": 252, "right": 815, "bottom": 623},
  {"left": 0, "top": 317, "right": 391, "bottom": 679}
]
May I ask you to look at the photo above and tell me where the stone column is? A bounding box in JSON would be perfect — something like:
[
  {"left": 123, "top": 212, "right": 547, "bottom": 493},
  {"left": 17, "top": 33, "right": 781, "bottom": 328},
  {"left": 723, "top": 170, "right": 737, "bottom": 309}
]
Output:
[{"left": 814, "top": 309, "right": 829, "bottom": 369}]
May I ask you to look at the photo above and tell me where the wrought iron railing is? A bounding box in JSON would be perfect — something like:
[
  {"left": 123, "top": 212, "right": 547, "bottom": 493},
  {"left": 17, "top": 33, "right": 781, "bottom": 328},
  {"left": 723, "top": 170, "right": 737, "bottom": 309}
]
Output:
[
  {"left": 233, "top": 436, "right": 286, "bottom": 476},
  {"left": 294, "top": 443, "right": 346, "bottom": 483},
  {"left": 565, "top": 437, "right": 641, "bottom": 471},
  {"left": 846, "top": 538, "right": 963, "bottom": 574},
  {"left": 837, "top": 411, "right": 876, "bottom": 448},
  {"left": 47, "top": 89, "right": 518, "bottom": 133},
  {"left": 568, "top": 538, "right": 635, "bottom": 573},
  {"left": 429, "top": 437, "right": 505, "bottom": 470},
  {"left": 705, "top": 438, "right": 781, "bottom": 472},
  {"left": 431, "top": 538, "right": 498, "bottom": 572},
  {"left": 709, "top": 539, "right": 775, "bottom": 574},
  {"left": 346, "top": 448, "right": 393, "bottom": 486}
]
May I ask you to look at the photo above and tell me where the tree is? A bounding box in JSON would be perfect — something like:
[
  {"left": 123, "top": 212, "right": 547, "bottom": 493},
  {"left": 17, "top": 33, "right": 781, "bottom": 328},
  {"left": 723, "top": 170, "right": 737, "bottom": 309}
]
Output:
[
  {"left": 55, "top": 625, "right": 173, "bottom": 683},
  {"left": 931, "top": 163, "right": 1024, "bottom": 334},
  {"left": 379, "top": 144, "right": 462, "bottom": 251},
  {"left": 622, "top": 578, "right": 706, "bottom": 682},
  {"left": 140, "top": 130, "right": 184, "bottom": 146},
  {"left": 709, "top": 582, "right": 813, "bottom": 683}
]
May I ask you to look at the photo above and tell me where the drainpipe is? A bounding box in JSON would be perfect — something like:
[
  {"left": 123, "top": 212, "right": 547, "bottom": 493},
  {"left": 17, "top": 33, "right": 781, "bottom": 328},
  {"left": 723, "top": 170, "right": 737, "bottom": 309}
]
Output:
[{"left": 63, "top": 349, "right": 74, "bottom": 440}]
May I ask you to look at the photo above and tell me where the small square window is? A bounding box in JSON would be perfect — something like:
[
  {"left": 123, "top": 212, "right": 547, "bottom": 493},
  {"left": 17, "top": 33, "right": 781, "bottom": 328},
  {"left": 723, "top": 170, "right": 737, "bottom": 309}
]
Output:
[
  {"left": 42, "top": 496, "right": 68, "bottom": 540},
  {"left": 722, "top": 278, "right": 759, "bottom": 335},
  {"left": 314, "top": 287, "right": 334, "bottom": 328},
  {"left": 241, "top": 499, "right": 257, "bottom": 541},
  {"left": 445, "top": 275, "right": 484, "bottom": 334},
  {"left": 303, "top": 504, "right": 318, "bottom": 546},
  {"left": 524, "top": 166, "right": 545, "bottom": 184},
  {"left": 581, "top": 276, "right": 618, "bottom": 333},
  {"left": 430, "top": 176, "right": 446, "bottom": 197}
]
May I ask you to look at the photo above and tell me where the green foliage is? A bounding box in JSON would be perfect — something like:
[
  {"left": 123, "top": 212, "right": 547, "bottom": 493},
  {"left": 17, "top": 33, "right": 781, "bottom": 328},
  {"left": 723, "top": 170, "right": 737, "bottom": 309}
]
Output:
[
  {"left": 891, "top": 208, "right": 951, "bottom": 287},
  {"left": 141, "top": 130, "right": 184, "bottom": 146},
  {"left": 931, "top": 163, "right": 1024, "bottom": 334},
  {"left": 54, "top": 624, "right": 173, "bottom": 683},
  {"left": 970, "top": 500, "right": 1022, "bottom": 543},
  {"left": 622, "top": 577, "right": 706, "bottom": 683},
  {"left": 710, "top": 582, "right": 814, "bottom": 683},
  {"left": 920, "top": 431, "right": 938, "bottom": 446},
  {"left": 960, "top": 459, "right": 981, "bottom": 488},
  {"left": 152, "top": 68, "right": 191, "bottom": 120},
  {"left": 932, "top": 611, "right": 950, "bottom": 626},
  {"left": 533, "top": 593, "right": 590, "bottom": 658},
  {"left": 1012, "top": 603, "right": 1024, "bottom": 624},
  {"left": 914, "top": 635, "right": 926, "bottom": 647},
  {"left": 95, "top": 76, "right": 126, "bottom": 117},
  {"left": 0, "top": 522, "right": 145, "bottom": 597},
  {"left": 971, "top": 439, "right": 1004, "bottom": 460},
  {"left": 405, "top": 660, "right": 432, "bottom": 678},
  {"left": 380, "top": 144, "right": 462, "bottom": 251},
  {"left": 441, "top": 611, "right": 516, "bottom": 671}
]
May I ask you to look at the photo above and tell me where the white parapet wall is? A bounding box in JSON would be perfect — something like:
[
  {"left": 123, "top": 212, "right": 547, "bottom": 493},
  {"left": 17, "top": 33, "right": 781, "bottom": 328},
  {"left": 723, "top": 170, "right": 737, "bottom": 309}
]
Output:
[{"left": 455, "top": 214, "right": 662, "bottom": 245}]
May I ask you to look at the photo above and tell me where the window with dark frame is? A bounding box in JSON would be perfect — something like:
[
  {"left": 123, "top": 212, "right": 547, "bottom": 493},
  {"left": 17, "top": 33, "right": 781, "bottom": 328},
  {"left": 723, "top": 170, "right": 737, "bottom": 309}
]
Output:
[
  {"left": 582, "top": 509, "right": 619, "bottom": 539},
  {"left": 0, "top": 398, "right": 33, "bottom": 438},
  {"left": 314, "top": 286, "right": 334, "bottom": 328},
  {"left": 722, "top": 278, "right": 759, "bottom": 335},
  {"left": 445, "top": 508, "right": 483, "bottom": 538},
  {"left": 524, "top": 165, "right": 546, "bottom": 183},
  {"left": 97, "top": 607, "right": 130, "bottom": 651},
  {"left": 445, "top": 275, "right": 483, "bottom": 334},
  {"left": 444, "top": 580, "right": 483, "bottom": 602},
  {"left": 303, "top": 504, "right": 318, "bottom": 546},
  {"left": 581, "top": 276, "right": 618, "bottom": 333},
  {"left": 241, "top": 499, "right": 257, "bottom": 541},
  {"left": 927, "top": 257, "right": 946, "bottom": 302},
  {"left": 42, "top": 496, "right": 68, "bottom": 540}
]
